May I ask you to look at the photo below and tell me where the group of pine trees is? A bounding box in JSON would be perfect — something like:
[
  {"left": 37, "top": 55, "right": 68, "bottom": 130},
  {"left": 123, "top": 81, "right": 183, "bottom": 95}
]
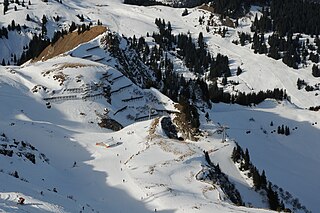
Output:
[
  {"left": 312, "top": 64, "right": 320, "bottom": 77},
  {"left": 231, "top": 144, "right": 286, "bottom": 211},
  {"left": 203, "top": 151, "right": 243, "bottom": 206},
  {"left": 250, "top": 24, "right": 320, "bottom": 70},
  {"left": 1, "top": 0, "right": 69, "bottom": 65},
  {"left": 205, "top": 0, "right": 267, "bottom": 18},
  {"left": 277, "top": 125, "right": 291, "bottom": 136},
  {"left": 123, "top": 0, "right": 166, "bottom": 6},
  {"left": 127, "top": 18, "right": 290, "bottom": 112},
  {"left": 297, "top": 78, "right": 319, "bottom": 92},
  {"left": 153, "top": 18, "right": 232, "bottom": 78},
  {"left": 3, "top": 0, "right": 32, "bottom": 15},
  {"left": 18, "top": 18, "right": 94, "bottom": 65},
  {"left": 248, "top": 0, "right": 320, "bottom": 71}
]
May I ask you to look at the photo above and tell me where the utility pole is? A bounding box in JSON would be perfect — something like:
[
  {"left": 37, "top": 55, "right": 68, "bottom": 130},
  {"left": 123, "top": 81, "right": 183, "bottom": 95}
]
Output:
[
  {"left": 217, "top": 125, "right": 229, "bottom": 142},
  {"left": 148, "top": 104, "right": 153, "bottom": 120}
]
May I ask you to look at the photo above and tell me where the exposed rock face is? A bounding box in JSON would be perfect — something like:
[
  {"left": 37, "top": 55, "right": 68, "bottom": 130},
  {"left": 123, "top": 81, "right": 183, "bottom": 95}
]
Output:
[
  {"left": 161, "top": 117, "right": 178, "bottom": 139},
  {"left": 35, "top": 26, "right": 107, "bottom": 62},
  {"left": 98, "top": 118, "right": 123, "bottom": 131}
]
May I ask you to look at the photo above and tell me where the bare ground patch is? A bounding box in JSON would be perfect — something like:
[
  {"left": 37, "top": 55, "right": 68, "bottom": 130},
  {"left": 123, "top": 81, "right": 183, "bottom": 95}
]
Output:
[{"left": 34, "top": 26, "right": 107, "bottom": 62}]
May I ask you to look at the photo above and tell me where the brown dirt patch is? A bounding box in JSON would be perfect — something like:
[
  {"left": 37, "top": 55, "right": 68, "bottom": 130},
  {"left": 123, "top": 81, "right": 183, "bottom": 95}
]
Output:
[
  {"left": 173, "top": 103, "right": 198, "bottom": 141},
  {"left": 198, "top": 4, "right": 215, "bottom": 13},
  {"left": 34, "top": 26, "right": 107, "bottom": 62},
  {"left": 57, "top": 63, "right": 95, "bottom": 69}
]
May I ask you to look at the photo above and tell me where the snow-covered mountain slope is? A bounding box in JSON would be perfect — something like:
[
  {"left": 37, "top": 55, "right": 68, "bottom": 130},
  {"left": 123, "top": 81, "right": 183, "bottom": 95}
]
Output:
[
  {"left": 204, "top": 101, "right": 320, "bottom": 212},
  {"left": 2, "top": 0, "right": 317, "bottom": 108},
  {"left": 1, "top": 55, "right": 176, "bottom": 128},
  {"left": 0, "top": 0, "right": 319, "bottom": 212},
  {"left": 0, "top": 59, "right": 276, "bottom": 212}
]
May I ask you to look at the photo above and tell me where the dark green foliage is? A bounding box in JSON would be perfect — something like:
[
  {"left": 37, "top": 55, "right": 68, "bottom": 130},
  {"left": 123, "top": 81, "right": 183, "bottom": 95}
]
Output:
[
  {"left": 51, "top": 29, "right": 68, "bottom": 44},
  {"left": 271, "top": 0, "right": 320, "bottom": 36},
  {"left": 213, "top": 0, "right": 267, "bottom": 18},
  {"left": 309, "top": 52, "right": 319, "bottom": 63},
  {"left": 236, "top": 66, "right": 242, "bottom": 75},
  {"left": 242, "top": 148, "right": 250, "bottom": 170},
  {"left": 285, "top": 126, "right": 290, "bottom": 136},
  {"left": 18, "top": 34, "right": 50, "bottom": 65},
  {"left": 4, "top": 0, "right": 9, "bottom": 15},
  {"left": 124, "top": 0, "right": 167, "bottom": 6},
  {"left": 77, "top": 14, "right": 84, "bottom": 22},
  {"left": 312, "top": 64, "right": 320, "bottom": 77},
  {"left": 231, "top": 145, "right": 243, "bottom": 163},
  {"left": 41, "top": 15, "right": 47, "bottom": 36},
  {"left": 204, "top": 150, "right": 214, "bottom": 166},
  {"left": 222, "top": 75, "right": 228, "bottom": 86},
  {"left": 153, "top": 18, "right": 230, "bottom": 78},
  {"left": 250, "top": 8, "right": 272, "bottom": 33},
  {"left": 181, "top": 102, "right": 200, "bottom": 129},
  {"left": 0, "top": 26, "right": 9, "bottom": 39},
  {"left": 252, "top": 166, "right": 261, "bottom": 189},
  {"left": 198, "top": 32, "right": 204, "bottom": 49},
  {"left": 182, "top": 8, "right": 188, "bottom": 16},
  {"left": 239, "top": 32, "right": 251, "bottom": 46},
  {"left": 260, "top": 170, "right": 267, "bottom": 189},
  {"left": 277, "top": 125, "right": 290, "bottom": 136},
  {"left": 69, "top": 22, "right": 77, "bottom": 32},
  {"left": 203, "top": 151, "right": 244, "bottom": 206},
  {"left": 0, "top": 148, "right": 13, "bottom": 156},
  {"left": 231, "top": 143, "right": 287, "bottom": 210},
  {"left": 267, "top": 183, "right": 281, "bottom": 210},
  {"left": 13, "top": 171, "right": 19, "bottom": 178},
  {"left": 208, "top": 53, "right": 230, "bottom": 79},
  {"left": 234, "top": 88, "right": 287, "bottom": 106},
  {"left": 208, "top": 81, "right": 224, "bottom": 103},
  {"left": 24, "top": 152, "right": 36, "bottom": 164},
  {"left": 297, "top": 78, "right": 306, "bottom": 90}
]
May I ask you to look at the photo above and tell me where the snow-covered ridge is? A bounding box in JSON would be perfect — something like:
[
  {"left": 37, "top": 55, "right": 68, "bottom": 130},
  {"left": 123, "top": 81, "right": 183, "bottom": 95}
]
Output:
[{"left": 0, "top": 0, "right": 319, "bottom": 212}]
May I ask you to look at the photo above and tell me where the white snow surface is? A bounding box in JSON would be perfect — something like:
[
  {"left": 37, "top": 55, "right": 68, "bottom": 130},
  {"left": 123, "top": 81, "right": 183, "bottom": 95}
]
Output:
[
  {"left": 0, "top": 0, "right": 319, "bottom": 212},
  {"left": 0, "top": 59, "right": 276, "bottom": 212}
]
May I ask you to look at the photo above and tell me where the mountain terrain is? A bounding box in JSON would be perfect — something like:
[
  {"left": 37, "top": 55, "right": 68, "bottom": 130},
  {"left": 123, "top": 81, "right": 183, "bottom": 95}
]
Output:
[{"left": 0, "top": 0, "right": 319, "bottom": 212}]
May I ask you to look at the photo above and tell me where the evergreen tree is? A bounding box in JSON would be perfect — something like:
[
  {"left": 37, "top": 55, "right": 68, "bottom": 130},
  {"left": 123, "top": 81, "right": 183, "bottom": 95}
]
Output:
[
  {"left": 267, "top": 183, "right": 281, "bottom": 210},
  {"left": 312, "top": 64, "right": 320, "bottom": 77},
  {"left": 252, "top": 167, "right": 261, "bottom": 189},
  {"left": 243, "top": 148, "right": 250, "bottom": 170},
  {"left": 4, "top": 0, "right": 9, "bottom": 15},
  {"left": 285, "top": 126, "right": 290, "bottom": 136},
  {"left": 281, "top": 125, "right": 285, "bottom": 134},
  {"left": 260, "top": 170, "right": 267, "bottom": 189},
  {"left": 231, "top": 146, "right": 241, "bottom": 163},
  {"left": 182, "top": 8, "right": 188, "bottom": 16},
  {"left": 41, "top": 15, "right": 47, "bottom": 36},
  {"left": 236, "top": 66, "right": 242, "bottom": 75},
  {"left": 198, "top": 32, "right": 204, "bottom": 49},
  {"left": 222, "top": 75, "right": 228, "bottom": 86}
]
